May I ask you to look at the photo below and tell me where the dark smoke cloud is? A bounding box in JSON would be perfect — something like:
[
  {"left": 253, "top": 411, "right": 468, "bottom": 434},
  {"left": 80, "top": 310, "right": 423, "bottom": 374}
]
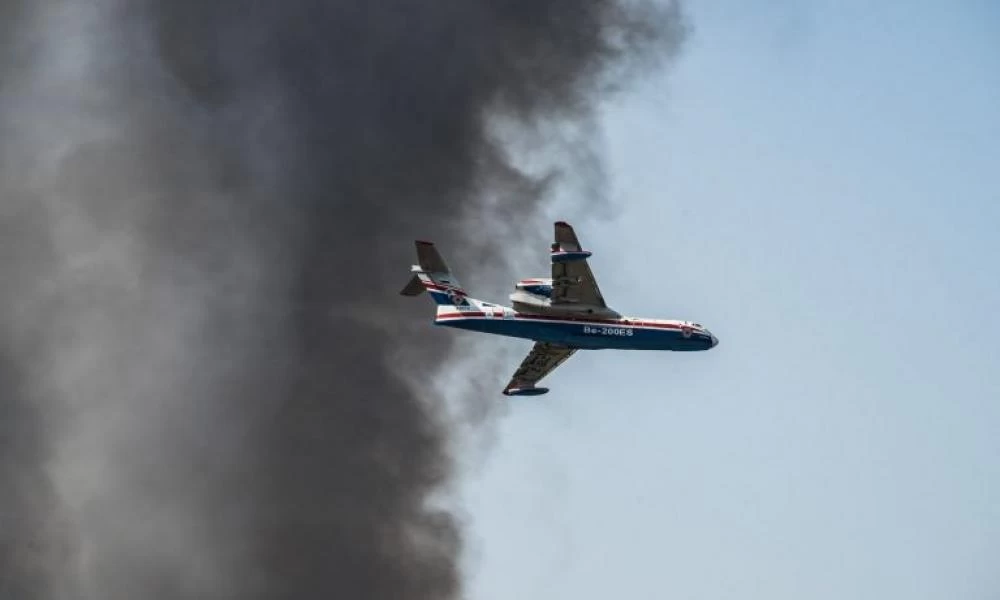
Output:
[{"left": 0, "top": 0, "right": 685, "bottom": 597}]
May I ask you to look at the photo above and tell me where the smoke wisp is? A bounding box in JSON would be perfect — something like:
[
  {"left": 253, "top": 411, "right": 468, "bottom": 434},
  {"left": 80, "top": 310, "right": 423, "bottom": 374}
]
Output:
[{"left": 0, "top": 1, "right": 686, "bottom": 597}]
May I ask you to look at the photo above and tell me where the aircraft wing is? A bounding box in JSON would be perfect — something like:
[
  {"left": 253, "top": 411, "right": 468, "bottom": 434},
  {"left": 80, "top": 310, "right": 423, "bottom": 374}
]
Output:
[
  {"left": 501, "top": 342, "right": 577, "bottom": 396},
  {"left": 550, "top": 221, "right": 608, "bottom": 309}
]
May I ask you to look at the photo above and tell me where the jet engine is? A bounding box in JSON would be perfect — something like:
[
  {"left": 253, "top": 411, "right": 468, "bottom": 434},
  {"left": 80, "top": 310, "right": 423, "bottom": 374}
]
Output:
[
  {"left": 509, "top": 278, "right": 552, "bottom": 313},
  {"left": 509, "top": 277, "right": 619, "bottom": 318},
  {"left": 515, "top": 278, "right": 553, "bottom": 297}
]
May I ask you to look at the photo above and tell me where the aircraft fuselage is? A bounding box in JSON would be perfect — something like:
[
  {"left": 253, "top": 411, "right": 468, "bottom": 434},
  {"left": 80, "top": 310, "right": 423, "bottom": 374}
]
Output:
[{"left": 436, "top": 304, "right": 718, "bottom": 351}]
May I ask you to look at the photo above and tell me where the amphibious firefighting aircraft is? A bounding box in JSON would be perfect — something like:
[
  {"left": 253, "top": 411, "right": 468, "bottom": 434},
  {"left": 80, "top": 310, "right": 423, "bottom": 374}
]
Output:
[{"left": 400, "top": 221, "right": 718, "bottom": 396}]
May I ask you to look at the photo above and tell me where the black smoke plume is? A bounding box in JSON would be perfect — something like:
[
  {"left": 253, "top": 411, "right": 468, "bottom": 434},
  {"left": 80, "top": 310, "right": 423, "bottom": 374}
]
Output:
[{"left": 0, "top": 1, "right": 685, "bottom": 597}]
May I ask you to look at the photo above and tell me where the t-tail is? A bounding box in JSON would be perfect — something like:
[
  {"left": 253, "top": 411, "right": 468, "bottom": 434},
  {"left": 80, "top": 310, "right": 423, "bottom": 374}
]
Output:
[{"left": 399, "top": 241, "right": 472, "bottom": 307}]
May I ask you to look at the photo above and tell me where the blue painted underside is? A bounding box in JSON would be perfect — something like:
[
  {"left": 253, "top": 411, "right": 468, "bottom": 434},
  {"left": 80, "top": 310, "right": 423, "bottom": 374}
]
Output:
[
  {"left": 437, "top": 316, "right": 714, "bottom": 351},
  {"left": 551, "top": 250, "right": 592, "bottom": 263}
]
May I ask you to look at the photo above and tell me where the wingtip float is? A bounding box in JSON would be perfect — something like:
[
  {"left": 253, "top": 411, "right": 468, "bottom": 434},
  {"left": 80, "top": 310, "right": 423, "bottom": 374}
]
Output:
[{"left": 502, "top": 386, "right": 550, "bottom": 397}]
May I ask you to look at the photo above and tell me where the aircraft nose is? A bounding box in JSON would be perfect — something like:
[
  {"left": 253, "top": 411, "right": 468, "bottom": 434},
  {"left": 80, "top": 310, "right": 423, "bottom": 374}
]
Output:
[{"left": 709, "top": 333, "right": 719, "bottom": 348}]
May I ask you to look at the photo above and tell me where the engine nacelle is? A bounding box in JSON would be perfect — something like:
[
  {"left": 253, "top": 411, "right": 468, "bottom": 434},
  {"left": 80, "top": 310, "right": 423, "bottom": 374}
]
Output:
[
  {"left": 511, "top": 278, "right": 555, "bottom": 314},
  {"left": 510, "top": 278, "right": 621, "bottom": 319},
  {"left": 515, "top": 278, "right": 553, "bottom": 298}
]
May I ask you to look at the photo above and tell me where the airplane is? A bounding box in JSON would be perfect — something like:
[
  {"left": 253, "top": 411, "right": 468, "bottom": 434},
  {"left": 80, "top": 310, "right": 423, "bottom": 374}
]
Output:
[{"left": 400, "top": 221, "right": 718, "bottom": 396}]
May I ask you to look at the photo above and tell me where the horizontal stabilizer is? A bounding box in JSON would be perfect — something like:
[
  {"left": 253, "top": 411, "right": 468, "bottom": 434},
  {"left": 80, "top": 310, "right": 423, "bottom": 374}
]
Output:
[{"left": 399, "top": 274, "right": 425, "bottom": 296}]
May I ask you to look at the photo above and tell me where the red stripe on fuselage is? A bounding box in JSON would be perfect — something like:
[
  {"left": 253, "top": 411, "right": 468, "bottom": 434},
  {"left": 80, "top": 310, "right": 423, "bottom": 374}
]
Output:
[
  {"left": 437, "top": 312, "right": 487, "bottom": 319},
  {"left": 435, "top": 311, "right": 681, "bottom": 329},
  {"left": 423, "top": 282, "right": 465, "bottom": 293}
]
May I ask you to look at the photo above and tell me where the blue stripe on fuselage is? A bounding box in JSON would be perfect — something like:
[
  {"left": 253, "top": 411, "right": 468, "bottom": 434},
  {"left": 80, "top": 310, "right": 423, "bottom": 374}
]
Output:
[
  {"left": 428, "top": 289, "right": 472, "bottom": 306},
  {"left": 436, "top": 316, "right": 714, "bottom": 351}
]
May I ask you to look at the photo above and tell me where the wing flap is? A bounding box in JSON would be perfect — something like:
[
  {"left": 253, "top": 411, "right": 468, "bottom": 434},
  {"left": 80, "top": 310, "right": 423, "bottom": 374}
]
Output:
[{"left": 550, "top": 222, "right": 607, "bottom": 308}]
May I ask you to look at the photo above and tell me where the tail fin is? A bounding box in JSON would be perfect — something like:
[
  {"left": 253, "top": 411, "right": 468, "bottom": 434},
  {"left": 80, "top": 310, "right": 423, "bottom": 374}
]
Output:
[{"left": 399, "top": 241, "right": 470, "bottom": 306}]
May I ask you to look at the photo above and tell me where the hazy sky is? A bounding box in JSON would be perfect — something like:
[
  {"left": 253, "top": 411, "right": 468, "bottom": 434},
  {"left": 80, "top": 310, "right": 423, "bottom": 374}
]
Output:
[{"left": 457, "top": 2, "right": 999, "bottom": 599}]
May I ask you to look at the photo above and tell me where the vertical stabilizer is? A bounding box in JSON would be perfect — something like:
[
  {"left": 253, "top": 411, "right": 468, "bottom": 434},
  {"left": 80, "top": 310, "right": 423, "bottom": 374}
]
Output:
[{"left": 399, "top": 241, "right": 469, "bottom": 306}]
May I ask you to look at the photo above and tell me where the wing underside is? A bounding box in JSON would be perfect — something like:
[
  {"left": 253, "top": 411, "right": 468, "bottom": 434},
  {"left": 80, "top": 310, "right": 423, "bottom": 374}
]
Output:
[
  {"left": 502, "top": 342, "right": 576, "bottom": 396},
  {"left": 550, "top": 221, "right": 607, "bottom": 309}
]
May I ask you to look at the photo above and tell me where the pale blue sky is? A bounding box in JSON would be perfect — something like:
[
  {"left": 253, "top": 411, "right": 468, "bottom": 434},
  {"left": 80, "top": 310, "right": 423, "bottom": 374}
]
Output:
[{"left": 458, "top": 2, "right": 999, "bottom": 599}]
